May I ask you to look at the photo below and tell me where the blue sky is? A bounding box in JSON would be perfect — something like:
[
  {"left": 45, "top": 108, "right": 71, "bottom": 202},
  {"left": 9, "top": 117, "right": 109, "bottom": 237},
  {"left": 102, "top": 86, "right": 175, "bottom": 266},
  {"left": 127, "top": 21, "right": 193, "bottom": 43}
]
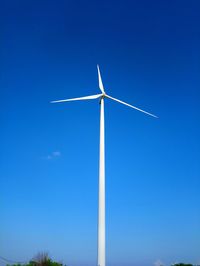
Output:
[{"left": 0, "top": 0, "right": 200, "bottom": 266}]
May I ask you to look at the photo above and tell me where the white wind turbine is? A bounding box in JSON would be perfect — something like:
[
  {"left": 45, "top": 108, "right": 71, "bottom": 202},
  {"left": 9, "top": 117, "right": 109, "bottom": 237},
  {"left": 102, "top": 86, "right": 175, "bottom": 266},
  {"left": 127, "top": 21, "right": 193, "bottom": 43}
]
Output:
[{"left": 51, "top": 65, "right": 157, "bottom": 266}]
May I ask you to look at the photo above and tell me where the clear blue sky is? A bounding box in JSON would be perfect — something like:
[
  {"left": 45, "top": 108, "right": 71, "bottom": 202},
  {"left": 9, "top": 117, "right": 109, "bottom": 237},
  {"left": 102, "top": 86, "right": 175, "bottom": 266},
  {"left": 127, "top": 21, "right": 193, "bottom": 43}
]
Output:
[{"left": 1, "top": 1, "right": 200, "bottom": 266}]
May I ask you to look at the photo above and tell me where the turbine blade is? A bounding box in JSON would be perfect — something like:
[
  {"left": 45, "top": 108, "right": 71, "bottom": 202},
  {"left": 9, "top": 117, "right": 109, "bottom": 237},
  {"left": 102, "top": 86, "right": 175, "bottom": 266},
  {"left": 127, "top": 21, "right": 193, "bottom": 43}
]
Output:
[
  {"left": 51, "top": 94, "right": 102, "bottom": 103},
  {"left": 106, "top": 94, "right": 158, "bottom": 118},
  {"left": 97, "top": 65, "right": 105, "bottom": 93}
]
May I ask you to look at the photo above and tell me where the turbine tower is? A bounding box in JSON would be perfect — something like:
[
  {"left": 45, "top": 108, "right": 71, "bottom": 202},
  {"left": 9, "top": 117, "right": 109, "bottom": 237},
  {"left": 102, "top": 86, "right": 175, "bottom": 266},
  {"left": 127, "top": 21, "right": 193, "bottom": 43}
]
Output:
[{"left": 51, "top": 65, "right": 157, "bottom": 266}]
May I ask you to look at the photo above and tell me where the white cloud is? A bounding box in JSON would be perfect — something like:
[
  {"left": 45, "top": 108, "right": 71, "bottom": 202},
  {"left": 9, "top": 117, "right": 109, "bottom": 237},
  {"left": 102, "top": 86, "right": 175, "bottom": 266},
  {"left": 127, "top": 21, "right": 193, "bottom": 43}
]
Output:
[
  {"left": 154, "top": 259, "right": 164, "bottom": 266},
  {"left": 52, "top": 151, "right": 61, "bottom": 157},
  {"left": 43, "top": 151, "right": 61, "bottom": 160}
]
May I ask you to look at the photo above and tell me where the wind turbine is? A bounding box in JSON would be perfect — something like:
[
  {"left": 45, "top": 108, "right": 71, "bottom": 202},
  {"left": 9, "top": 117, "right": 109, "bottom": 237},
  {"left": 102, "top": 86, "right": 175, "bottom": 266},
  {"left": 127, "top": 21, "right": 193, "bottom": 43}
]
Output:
[{"left": 51, "top": 65, "right": 157, "bottom": 266}]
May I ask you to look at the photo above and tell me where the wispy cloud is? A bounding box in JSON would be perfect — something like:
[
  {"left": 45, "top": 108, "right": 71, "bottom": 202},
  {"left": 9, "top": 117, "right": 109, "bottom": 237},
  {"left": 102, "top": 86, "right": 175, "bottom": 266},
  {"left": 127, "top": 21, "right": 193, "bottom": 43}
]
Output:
[
  {"left": 43, "top": 151, "right": 61, "bottom": 160},
  {"left": 52, "top": 151, "right": 61, "bottom": 157},
  {"left": 154, "top": 259, "right": 164, "bottom": 266}
]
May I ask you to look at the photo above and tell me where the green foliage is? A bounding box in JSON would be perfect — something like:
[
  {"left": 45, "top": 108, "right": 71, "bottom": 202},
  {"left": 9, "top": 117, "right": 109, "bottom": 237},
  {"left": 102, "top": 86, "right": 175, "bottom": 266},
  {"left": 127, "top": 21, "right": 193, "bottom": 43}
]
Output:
[
  {"left": 7, "top": 253, "right": 66, "bottom": 266},
  {"left": 173, "top": 262, "right": 193, "bottom": 266}
]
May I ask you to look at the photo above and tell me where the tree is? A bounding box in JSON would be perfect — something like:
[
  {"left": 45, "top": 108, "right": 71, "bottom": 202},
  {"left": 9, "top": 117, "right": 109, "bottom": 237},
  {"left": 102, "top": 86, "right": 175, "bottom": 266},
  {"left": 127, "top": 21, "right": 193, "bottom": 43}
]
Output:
[
  {"left": 7, "top": 253, "right": 66, "bottom": 266},
  {"left": 172, "top": 263, "right": 193, "bottom": 266}
]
